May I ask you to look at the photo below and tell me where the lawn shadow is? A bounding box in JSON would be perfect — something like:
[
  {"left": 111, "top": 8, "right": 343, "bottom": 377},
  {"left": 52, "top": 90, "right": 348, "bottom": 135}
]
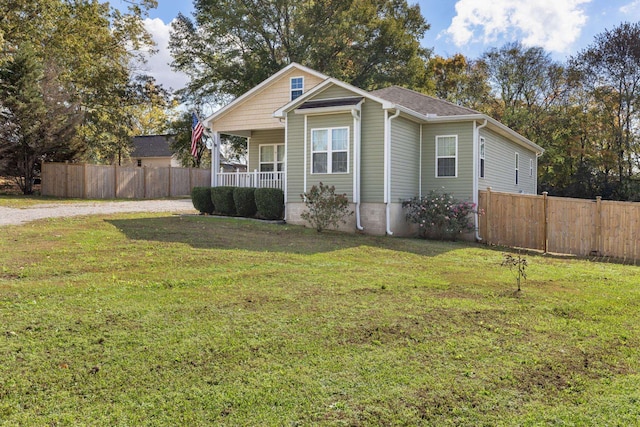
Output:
[{"left": 105, "top": 215, "right": 462, "bottom": 257}]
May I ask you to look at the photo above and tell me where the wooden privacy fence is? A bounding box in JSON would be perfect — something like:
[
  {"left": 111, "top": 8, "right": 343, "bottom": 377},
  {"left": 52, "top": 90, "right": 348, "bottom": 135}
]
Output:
[
  {"left": 41, "top": 163, "right": 211, "bottom": 199},
  {"left": 478, "top": 188, "right": 640, "bottom": 261}
]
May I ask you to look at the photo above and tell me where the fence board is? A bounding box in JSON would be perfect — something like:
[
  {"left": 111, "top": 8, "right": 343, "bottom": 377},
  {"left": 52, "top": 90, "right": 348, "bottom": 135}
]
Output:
[
  {"left": 479, "top": 189, "right": 640, "bottom": 262},
  {"left": 42, "top": 163, "right": 211, "bottom": 200},
  {"left": 116, "top": 167, "right": 145, "bottom": 199}
]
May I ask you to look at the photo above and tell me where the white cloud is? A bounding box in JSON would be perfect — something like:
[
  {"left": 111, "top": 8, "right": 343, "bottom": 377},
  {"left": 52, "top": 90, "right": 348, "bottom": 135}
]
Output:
[
  {"left": 445, "top": 0, "right": 592, "bottom": 53},
  {"left": 133, "top": 18, "right": 189, "bottom": 92},
  {"left": 620, "top": 0, "right": 640, "bottom": 16}
]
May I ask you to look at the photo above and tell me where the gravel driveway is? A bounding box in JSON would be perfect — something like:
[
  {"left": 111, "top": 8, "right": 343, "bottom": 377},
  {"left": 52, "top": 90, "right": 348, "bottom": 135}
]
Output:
[{"left": 0, "top": 199, "right": 197, "bottom": 227}]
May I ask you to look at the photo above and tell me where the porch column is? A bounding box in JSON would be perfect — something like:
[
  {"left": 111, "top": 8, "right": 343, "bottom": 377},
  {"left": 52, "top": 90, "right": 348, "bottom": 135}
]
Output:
[{"left": 212, "top": 131, "right": 220, "bottom": 187}]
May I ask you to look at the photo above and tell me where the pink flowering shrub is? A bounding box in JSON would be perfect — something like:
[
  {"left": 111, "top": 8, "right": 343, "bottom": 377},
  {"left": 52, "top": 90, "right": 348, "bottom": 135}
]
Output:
[{"left": 403, "top": 190, "right": 477, "bottom": 240}]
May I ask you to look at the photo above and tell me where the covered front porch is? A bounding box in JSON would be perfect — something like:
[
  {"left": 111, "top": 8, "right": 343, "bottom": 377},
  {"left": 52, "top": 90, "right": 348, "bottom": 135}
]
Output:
[{"left": 212, "top": 127, "right": 285, "bottom": 191}]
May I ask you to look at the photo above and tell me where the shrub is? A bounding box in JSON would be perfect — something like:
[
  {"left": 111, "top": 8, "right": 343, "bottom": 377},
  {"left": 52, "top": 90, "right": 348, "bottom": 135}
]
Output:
[
  {"left": 210, "top": 186, "right": 236, "bottom": 215},
  {"left": 403, "top": 190, "right": 477, "bottom": 240},
  {"left": 191, "top": 187, "right": 214, "bottom": 214},
  {"left": 233, "top": 187, "right": 257, "bottom": 217},
  {"left": 255, "top": 188, "right": 284, "bottom": 220},
  {"left": 300, "top": 182, "right": 353, "bottom": 232}
]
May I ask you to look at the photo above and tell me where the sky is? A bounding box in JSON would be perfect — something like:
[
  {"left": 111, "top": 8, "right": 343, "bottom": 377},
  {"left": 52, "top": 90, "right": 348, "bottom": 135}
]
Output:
[{"left": 112, "top": 0, "right": 640, "bottom": 92}]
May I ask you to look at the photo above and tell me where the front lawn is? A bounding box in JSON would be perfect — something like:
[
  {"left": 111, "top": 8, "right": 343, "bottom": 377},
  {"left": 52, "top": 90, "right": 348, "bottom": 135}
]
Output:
[{"left": 1, "top": 213, "right": 639, "bottom": 425}]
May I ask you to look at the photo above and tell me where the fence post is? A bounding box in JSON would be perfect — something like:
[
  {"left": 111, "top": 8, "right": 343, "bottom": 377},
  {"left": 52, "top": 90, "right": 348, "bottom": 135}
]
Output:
[
  {"left": 595, "top": 196, "right": 602, "bottom": 256},
  {"left": 83, "top": 163, "right": 87, "bottom": 199},
  {"left": 168, "top": 167, "right": 172, "bottom": 197},
  {"left": 64, "top": 161, "right": 69, "bottom": 198},
  {"left": 542, "top": 192, "right": 548, "bottom": 254},
  {"left": 113, "top": 164, "right": 118, "bottom": 199}
]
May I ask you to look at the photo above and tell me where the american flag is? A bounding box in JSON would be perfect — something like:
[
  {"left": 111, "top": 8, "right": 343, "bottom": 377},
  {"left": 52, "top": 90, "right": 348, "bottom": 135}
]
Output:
[{"left": 191, "top": 112, "right": 204, "bottom": 157}]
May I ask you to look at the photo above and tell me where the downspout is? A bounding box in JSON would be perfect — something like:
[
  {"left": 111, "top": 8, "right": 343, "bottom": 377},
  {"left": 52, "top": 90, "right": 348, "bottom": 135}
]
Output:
[
  {"left": 419, "top": 124, "right": 423, "bottom": 197},
  {"left": 352, "top": 108, "right": 364, "bottom": 230},
  {"left": 474, "top": 119, "right": 488, "bottom": 241},
  {"left": 385, "top": 109, "right": 401, "bottom": 235}
]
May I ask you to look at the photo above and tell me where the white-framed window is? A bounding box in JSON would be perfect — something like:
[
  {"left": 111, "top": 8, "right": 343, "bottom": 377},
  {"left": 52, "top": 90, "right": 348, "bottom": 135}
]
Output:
[
  {"left": 259, "top": 144, "right": 284, "bottom": 172},
  {"left": 479, "top": 137, "right": 485, "bottom": 178},
  {"left": 311, "top": 127, "right": 349, "bottom": 174},
  {"left": 436, "top": 135, "right": 458, "bottom": 177},
  {"left": 515, "top": 152, "right": 520, "bottom": 185},
  {"left": 291, "top": 77, "right": 303, "bottom": 100},
  {"left": 530, "top": 158, "right": 533, "bottom": 177}
]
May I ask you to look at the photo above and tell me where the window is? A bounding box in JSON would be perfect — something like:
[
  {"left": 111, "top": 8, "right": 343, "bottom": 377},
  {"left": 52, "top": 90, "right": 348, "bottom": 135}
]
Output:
[
  {"left": 137, "top": 159, "right": 142, "bottom": 167},
  {"left": 311, "top": 127, "right": 349, "bottom": 174},
  {"left": 436, "top": 135, "right": 458, "bottom": 177},
  {"left": 291, "top": 77, "right": 303, "bottom": 100},
  {"left": 479, "top": 137, "right": 485, "bottom": 178},
  {"left": 530, "top": 158, "right": 533, "bottom": 177},
  {"left": 259, "top": 145, "right": 284, "bottom": 172},
  {"left": 515, "top": 152, "right": 520, "bottom": 185}
]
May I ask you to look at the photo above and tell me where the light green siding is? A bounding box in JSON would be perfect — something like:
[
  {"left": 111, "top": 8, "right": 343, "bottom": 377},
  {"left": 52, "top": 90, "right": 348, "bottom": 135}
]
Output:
[
  {"left": 247, "top": 129, "right": 284, "bottom": 172},
  {"left": 312, "top": 85, "right": 360, "bottom": 100},
  {"left": 306, "top": 113, "right": 354, "bottom": 199},
  {"left": 286, "top": 113, "right": 305, "bottom": 203},
  {"left": 479, "top": 128, "right": 537, "bottom": 194},
  {"left": 359, "top": 100, "right": 385, "bottom": 203},
  {"left": 421, "top": 122, "right": 475, "bottom": 202},
  {"left": 390, "top": 116, "right": 420, "bottom": 201}
]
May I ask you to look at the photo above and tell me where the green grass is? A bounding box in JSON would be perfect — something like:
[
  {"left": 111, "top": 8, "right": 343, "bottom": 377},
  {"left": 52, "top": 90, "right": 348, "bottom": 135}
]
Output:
[{"left": 1, "top": 212, "right": 640, "bottom": 425}]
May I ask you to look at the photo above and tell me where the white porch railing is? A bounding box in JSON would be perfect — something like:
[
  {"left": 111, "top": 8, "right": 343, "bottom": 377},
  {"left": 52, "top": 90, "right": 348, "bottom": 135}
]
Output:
[{"left": 216, "top": 170, "right": 284, "bottom": 190}]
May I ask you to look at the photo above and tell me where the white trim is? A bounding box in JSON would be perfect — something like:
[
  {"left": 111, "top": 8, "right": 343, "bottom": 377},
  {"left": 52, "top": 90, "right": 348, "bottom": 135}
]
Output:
[
  {"left": 435, "top": 135, "right": 458, "bottom": 178},
  {"left": 274, "top": 78, "right": 394, "bottom": 118},
  {"left": 290, "top": 76, "right": 304, "bottom": 101},
  {"left": 303, "top": 115, "right": 308, "bottom": 193},
  {"left": 419, "top": 124, "right": 423, "bottom": 197},
  {"left": 515, "top": 152, "right": 520, "bottom": 185},
  {"left": 530, "top": 158, "right": 533, "bottom": 177},
  {"left": 310, "top": 126, "right": 350, "bottom": 174},
  {"left": 205, "top": 63, "right": 329, "bottom": 126},
  {"left": 258, "top": 144, "right": 284, "bottom": 172},
  {"left": 283, "top": 114, "right": 288, "bottom": 218}
]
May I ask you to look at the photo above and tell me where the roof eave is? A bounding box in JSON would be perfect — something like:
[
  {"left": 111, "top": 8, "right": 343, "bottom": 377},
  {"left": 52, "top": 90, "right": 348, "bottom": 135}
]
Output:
[
  {"left": 204, "top": 63, "right": 330, "bottom": 127},
  {"left": 424, "top": 114, "right": 544, "bottom": 154},
  {"left": 274, "top": 78, "right": 394, "bottom": 118}
]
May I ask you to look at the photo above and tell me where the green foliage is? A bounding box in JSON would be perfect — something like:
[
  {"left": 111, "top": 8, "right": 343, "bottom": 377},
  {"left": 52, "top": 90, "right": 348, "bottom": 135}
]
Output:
[
  {"left": 169, "top": 0, "right": 430, "bottom": 102},
  {"left": 255, "top": 188, "right": 284, "bottom": 220},
  {"left": 0, "top": 0, "right": 157, "bottom": 182},
  {"left": 403, "top": 190, "right": 477, "bottom": 240},
  {"left": 210, "top": 186, "right": 236, "bottom": 215},
  {"left": 190, "top": 186, "right": 214, "bottom": 214},
  {"left": 501, "top": 253, "right": 528, "bottom": 292},
  {"left": 300, "top": 182, "right": 353, "bottom": 232},
  {"left": 233, "top": 187, "right": 257, "bottom": 217}
]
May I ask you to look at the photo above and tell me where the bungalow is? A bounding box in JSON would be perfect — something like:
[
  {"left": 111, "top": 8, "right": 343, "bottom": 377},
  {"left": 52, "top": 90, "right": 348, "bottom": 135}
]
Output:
[{"left": 204, "top": 63, "right": 543, "bottom": 236}]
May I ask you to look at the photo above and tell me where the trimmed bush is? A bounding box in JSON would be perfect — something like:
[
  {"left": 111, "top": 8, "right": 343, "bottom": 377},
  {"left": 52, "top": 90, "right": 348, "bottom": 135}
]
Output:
[
  {"left": 191, "top": 187, "right": 214, "bottom": 214},
  {"left": 211, "top": 186, "right": 236, "bottom": 215},
  {"left": 233, "top": 187, "right": 257, "bottom": 217},
  {"left": 255, "top": 188, "right": 284, "bottom": 220},
  {"left": 403, "top": 190, "right": 477, "bottom": 240}
]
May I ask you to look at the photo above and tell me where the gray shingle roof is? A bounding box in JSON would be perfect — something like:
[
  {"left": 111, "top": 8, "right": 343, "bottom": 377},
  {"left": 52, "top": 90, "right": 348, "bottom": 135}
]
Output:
[
  {"left": 131, "top": 135, "right": 175, "bottom": 158},
  {"left": 369, "top": 86, "right": 479, "bottom": 117}
]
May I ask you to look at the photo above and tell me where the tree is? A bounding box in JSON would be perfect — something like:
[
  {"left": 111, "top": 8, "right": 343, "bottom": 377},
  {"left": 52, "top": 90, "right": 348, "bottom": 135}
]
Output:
[
  {"left": 0, "top": 44, "right": 82, "bottom": 194},
  {"left": 0, "top": 0, "right": 157, "bottom": 191},
  {"left": 169, "top": 0, "right": 430, "bottom": 103},
  {"left": 570, "top": 22, "right": 640, "bottom": 200},
  {"left": 426, "top": 54, "right": 491, "bottom": 110}
]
